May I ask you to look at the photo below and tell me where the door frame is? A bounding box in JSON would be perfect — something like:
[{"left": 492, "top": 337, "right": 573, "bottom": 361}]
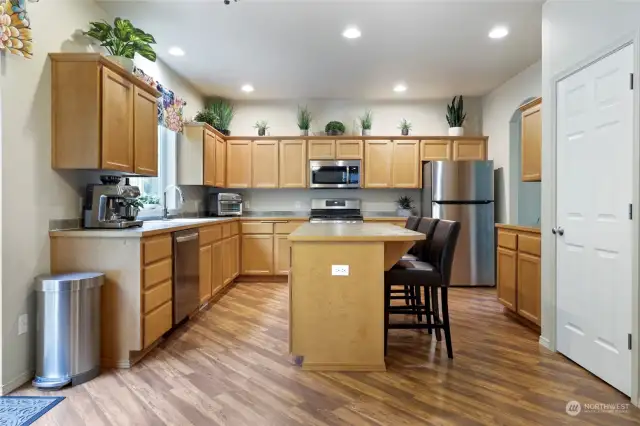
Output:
[{"left": 543, "top": 32, "right": 640, "bottom": 405}]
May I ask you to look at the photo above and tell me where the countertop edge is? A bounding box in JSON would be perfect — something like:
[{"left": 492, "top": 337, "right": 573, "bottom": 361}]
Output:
[{"left": 495, "top": 223, "right": 541, "bottom": 234}]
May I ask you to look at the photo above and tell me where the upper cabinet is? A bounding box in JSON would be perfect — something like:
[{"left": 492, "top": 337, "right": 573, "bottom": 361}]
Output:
[
  {"left": 521, "top": 98, "right": 542, "bottom": 182},
  {"left": 392, "top": 140, "right": 420, "bottom": 188},
  {"left": 252, "top": 140, "right": 279, "bottom": 188},
  {"left": 50, "top": 53, "right": 160, "bottom": 176},
  {"left": 421, "top": 140, "right": 451, "bottom": 161},
  {"left": 452, "top": 139, "right": 486, "bottom": 160},
  {"left": 364, "top": 140, "right": 393, "bottom": 188},
  {"left": 420, "top": 138, "right": 487, "bottom": 161},
  {"left": 226, "top": 140, "right": 252, "bottom": 188},
  {"left": 215, "top": 136, "right": 226, "bottom": 187},
  {"left": 178, "top": 123, "right": 222, "bottom": 187},
  {"left": 308, "top": 139, "right": 363, "bottom": 160},
  {"left": 279, "top": 140, "right": 307, "bottom": 188},
  {"left": 308, "top": 140, "right": 336, "bottom": 159},
  {"left": 336, "top": 140, "right": 363, "bottom": 159}
]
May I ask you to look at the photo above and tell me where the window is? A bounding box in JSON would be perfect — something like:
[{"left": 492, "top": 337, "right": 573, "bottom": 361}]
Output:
[{"left": 129, "top": 126, "right": 178, "bottom": 219}]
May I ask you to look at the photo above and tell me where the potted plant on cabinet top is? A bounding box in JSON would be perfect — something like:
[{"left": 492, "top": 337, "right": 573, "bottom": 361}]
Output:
[
  {"left": 325, "top": 121, "right": 346, "bottom": 136},
  {"left": 254, "top": 120, "right": 269, "bottom": 136},
  {"left": 297, "top": 105, "right": 312, "bottom": 136},
  {"left": 359, "top": 110, "right": 373, "bottom": 136},
  {"left": 194, "top": 108, "right": 218, "bottom": 127},
  {"left": 84, "top": 17, "right": 157, "bottom": 73},
  {"left": 396, "top": 195, "right": 415, "bottom": 217},
  {"left": 446, "top": 95, "right": 466, "bottom": 136},
  {"left": 398, "top": 118, "right": 412, "bottom": 136},
  {"left": 208, "top": 99, "right": 235, "bottom": 135}
]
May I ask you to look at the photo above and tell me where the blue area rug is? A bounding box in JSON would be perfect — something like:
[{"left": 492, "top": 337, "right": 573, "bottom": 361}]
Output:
[{"left": 0, "top": 396, "right": 65, "bottom": 426}]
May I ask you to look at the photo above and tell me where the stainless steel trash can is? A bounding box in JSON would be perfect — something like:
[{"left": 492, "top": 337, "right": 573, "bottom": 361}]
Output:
[{"left": 33, "top": 272, "right": 104, "bottom": 389}]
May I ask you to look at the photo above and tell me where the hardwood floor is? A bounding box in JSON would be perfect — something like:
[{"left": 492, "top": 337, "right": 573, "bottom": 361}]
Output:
[{"left": 17, "top": 282, "right": 640, "bottom": 425}]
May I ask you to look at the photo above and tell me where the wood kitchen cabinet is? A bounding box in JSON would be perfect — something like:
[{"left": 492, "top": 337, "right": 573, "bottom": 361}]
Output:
[
  {"left": 239, "top": 220, "right": 304, "bottom": 277},
  {"left": 308, "top": 140, "right": 336, "bottom": 159},
  {"left": 336, "top": 140, "right": 363, "bottom": 159},
  {"left": 226, "top": 140, "right": 252, "bottom": 188},
  {"left": 199, "top": 244, "right": 212, "bottom": 304},
  {"left": 420, "top": 138, "right": 487, "bottom": 161},
  {"left": 50, "top": 53, "right": 160, "bottom": 175},
  {"left": 521, "top": 98, "right": 542, "bottom": 181},
  {"left": 242, "top": 235, "right": 274, "bottom": 275},
  {"left": 279, "top": 140, "right": 307, "bottom": 188},
  {"left": 307, "top": 139, "right": 362, "bottom": 160},
  {"left": 496, "top": 225, "right": 541, "bottom": 327},
  {"left": 364, "top": 140, "right": 393, "bottom": 188},
  {"left": 178, "top": 123, "right": 224, "bottom": 186},
  {"left": 215, "top": 136, "right": 226, "bottom": 187},
  {"left": 252, "top": 140, "right": 279, "bottom": 188},
  {"left": 274, "top": 235, "right": 292, "bottom": 275},
  {"left": 203, "top": 130, "right": 217, "bottom": 186},
  {"left": 452, "top": 139, "right": 486, "bottom": 160},
  {"left": 211, "top": 240, "right": 224, "bottom": 295},
  {"left": 392, "top": 140, "right": 420, "bottom": 188},
  {"left": 421, "top": 140, "right": 452, "bottom": 161}
]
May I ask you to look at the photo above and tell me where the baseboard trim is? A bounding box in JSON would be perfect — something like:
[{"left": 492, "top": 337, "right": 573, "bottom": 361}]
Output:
[
  {"left": 539, "top": 335, "right": 553, "bottom": 351},
  {"left": 1, "top": 370, "right": 34, "bottom": 395},
  {"left": 237, "top": 275, "right": 287, "bottom": 283}
]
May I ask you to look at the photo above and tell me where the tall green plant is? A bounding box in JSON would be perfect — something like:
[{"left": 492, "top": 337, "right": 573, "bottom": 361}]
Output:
[
  {"left": 446, "top": 96, "right": 466, "bottom": 127},
  {"left": 84, "top": 18, "right": 157, "bottom": 61},
  {"left": 359, "top": 110, "right": 373, "bottom": 130},
  {"left": 208, "top": 99, "right": 235, "bottom": 132},
  {"left": 297, "top": 105, "right": 312, "bottom": 130}
]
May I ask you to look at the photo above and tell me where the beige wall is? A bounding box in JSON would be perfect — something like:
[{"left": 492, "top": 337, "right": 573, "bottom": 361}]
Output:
[
  {"left": 0, "top": 0, "right": 203, "bottom": 392},
  {"left": 228, "top": 98, "right": 484, "bottom": 137}
]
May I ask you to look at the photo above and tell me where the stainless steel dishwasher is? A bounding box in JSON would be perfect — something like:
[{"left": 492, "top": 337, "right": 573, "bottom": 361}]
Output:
[{"left": 173, "top": 229, "right": 200, "bottom": 325}]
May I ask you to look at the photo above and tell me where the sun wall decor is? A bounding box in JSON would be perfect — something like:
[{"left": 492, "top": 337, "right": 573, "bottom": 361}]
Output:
[{"left": 0, "top": 0, "right": 33, "bottom": 58}]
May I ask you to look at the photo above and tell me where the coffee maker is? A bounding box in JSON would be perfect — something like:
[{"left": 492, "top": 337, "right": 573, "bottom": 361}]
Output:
[{"left": 83, "top": 176, "right": 143, "bottom": 229}]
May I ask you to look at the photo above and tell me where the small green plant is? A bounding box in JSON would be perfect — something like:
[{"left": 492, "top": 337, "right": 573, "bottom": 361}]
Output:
[
  {"left": 297, "top": 105, "right": 312, "bottom": 130},
  {"left": 446, "top": 95, "right": 466, "bottom": 127},
  {"left": 138, "top": 194, "right": 160, "bottom": 205},
  {"left": 359, "top": 110, "right": 373, "bottom": 130},
  {"left": 194, "top": 109, "right": 218, "bottom": 127},
  {"left": 208, "top": 99, "right": 235, "bottom": 134},
  {"left": 325, "top": 121, "right": 346, "bottom": 135},
  {"left": 254, "top": 120, "right": 269, "bottom": 136},
  {"left": 398, "top": 118, "right": 412, "bottom": 132},
  {"left": 84, "top": 18, "right": 157, "bottom": 61},
  {"left": 126, "top": 198, "right": 144, "bottom": 209},
  {"left": 396, "top": 195, "right": 414, "bottom": 211}
]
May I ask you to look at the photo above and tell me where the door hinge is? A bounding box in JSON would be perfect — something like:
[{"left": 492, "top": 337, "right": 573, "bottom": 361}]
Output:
[
  {"left": 629, "top": 334, "right": 632, "bottom": 350},
  {"left": 629, "top": 203, "right": 633, "bottom": 220},
  {"left": 631, "top": 73, "right": 634, "bottom": 90}
]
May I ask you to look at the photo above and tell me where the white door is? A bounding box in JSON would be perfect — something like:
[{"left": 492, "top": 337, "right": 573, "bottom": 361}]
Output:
[{"left": 556, "top": 44, "right": 633, "bottom": 395}]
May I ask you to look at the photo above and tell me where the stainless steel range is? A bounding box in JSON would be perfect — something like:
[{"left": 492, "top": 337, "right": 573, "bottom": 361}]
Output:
[{"left": 309, "top": 198, "right": 363, "bottom": 224}]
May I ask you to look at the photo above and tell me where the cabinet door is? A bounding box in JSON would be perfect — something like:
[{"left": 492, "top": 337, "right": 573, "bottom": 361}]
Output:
[
  {"left": 133, "top": 87, "right": 158, "bottom": 176},
  {"left": 522, "top": 102, "right": 542, "bottom": 181},
  {"left": 226, "top": 140, "right": 252, "bottom": 188},
  {"left": 241, "top": 235, "right": 274, "bottom": 275},
  {"left": 364, "top": 141, "right": 393, "bottom": 188},
  {"left": 308, "top": 140, "right": 335, "bottom": 159},
  {"left": 392, "top": 140, "right": 420, "bottom": 188},
  {"left": 274, "top": 235, "right": 291, "bottom": 275},
  {"left": 497, "top": 247, "right": 517, "bottom": 311},
  {"left": 421, "top": 140, "right": 452, "bottom": 161},
  {"left": 231, "top": 235, "right": 240, "bottom": 279},
  {"left": 215, "top": 136, "right": 226, "bottom": 187},
  {"left": 212, "top": 240, "right": 224, "bottom": 296},
  {"left": 223, "top": 238, "right": 233, "bottom": 285},
  {"left": 199, "top": 244, "right": 212, "bottom": 305},
  {"left": 101, "top": 67, "right": 134, "bottom": 172},
  {"left": 336, "top": 140, "right": 363, "bottom": 159},
  {"left": 252, "top": 140, "right": 279, "bottom": 188},
  {"left": 517, "top": 252, "right": 541, "bottom": 325},
  {"left": 279, "top": 140, "right": 307, "bottom": 188},
  {"left": 452, "top": 139, "right": 486, "bottom": 160},
  {"left": 203, "top": 130, "right": 216, "bottom": 186}
]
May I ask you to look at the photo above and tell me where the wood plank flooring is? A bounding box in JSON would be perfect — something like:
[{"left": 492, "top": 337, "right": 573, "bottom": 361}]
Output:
[{"left": 16, "top": 282, "right": 640, "bottom": 425}]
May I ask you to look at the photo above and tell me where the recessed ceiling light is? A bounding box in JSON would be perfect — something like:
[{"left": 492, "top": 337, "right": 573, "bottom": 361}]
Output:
[
  {"left": 488, "top": 26, "right": 509, "bottom": 39},
  {"left": 168, "top": 46, "right": 185, "bottom": 56},
  {"left": 342, "top": 26, "right": 361, "bottom": 39},
  {"left": 393, "top": 84, "right": 407, "bottom": 93},
  {"left": 241, "top": 84, "right": 254, "bottom": 93}
]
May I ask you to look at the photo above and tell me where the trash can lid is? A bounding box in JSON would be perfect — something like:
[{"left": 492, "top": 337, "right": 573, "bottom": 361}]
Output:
[{"left": 35, "top": 272, "right": 105, "bottom": 292}]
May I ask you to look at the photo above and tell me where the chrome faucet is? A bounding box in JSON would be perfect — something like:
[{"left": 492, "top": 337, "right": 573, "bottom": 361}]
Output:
[{"left": 163, "top": 185, "right": 185, "bottom": 220}]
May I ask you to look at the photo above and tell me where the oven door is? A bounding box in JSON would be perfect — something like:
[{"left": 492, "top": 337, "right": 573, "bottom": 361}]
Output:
[{"left": 309, "top": 160, "right": 361, "bottom": 188}]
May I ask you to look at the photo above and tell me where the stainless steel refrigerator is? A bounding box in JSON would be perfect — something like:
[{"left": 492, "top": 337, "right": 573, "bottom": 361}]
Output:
[{"left": 422, "top": 161, "right": 495, "bottom": 286}]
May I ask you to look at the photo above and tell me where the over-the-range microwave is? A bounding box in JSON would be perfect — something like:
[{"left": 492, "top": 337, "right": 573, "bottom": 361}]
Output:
[{"left": 309, "top": 160, "right": 361, "bottom": 189}]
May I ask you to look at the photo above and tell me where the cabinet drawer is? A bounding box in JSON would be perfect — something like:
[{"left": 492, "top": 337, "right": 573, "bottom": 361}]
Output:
[
  {"left": 143, "top": 300, "right": 172, "bottom": 348},
  {"left": 144, "top": 258, "right": 172, "bottom": 289},
  {"left": 143, "top": 280, "right": 172, "bottom": 314},
  {"left": 242, "top": 222, "right": 274, "bottom": 234},
  {"left": 274, "top": 222, "right": 303, "bottom": 234},
  {"left": 143, "top": 235, "right": 172, "bottom": 265},
  {"left": 200, "top": 225, "right": 221, "bottom": 245},
  {"left": 497, "top": 231, "right": 517, "bottom": 250},
  {"left": 230, "top": 221, "right": 239, "bottom": 236},
  {"left": 222, "top": 223, "right": 231, "bottom": 239},
  {"left": 518, "top": 234, "right": 541, "bottom": 257}
]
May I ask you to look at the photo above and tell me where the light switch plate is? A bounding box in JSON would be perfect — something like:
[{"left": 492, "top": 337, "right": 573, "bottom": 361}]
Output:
[
  {"left": 18, "top": 314, "right": 28, "bottom": 335},
  {"left": 332, "top": 265, "right": 349, "bottom": 276}
]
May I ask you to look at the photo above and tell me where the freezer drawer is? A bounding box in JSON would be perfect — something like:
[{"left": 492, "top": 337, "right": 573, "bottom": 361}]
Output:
[{"left": 432, "top": 202, "right": 495, "bottom": 286}]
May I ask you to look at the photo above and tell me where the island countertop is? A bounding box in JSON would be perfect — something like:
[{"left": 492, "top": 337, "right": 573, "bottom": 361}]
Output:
[{"left": 288, "top": 222, "right": 425, "bottom": 242}]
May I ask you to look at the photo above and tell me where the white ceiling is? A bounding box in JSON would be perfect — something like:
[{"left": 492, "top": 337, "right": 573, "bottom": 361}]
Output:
[{"left": 98, "top": 0, "right": 543, "bottom": 100}]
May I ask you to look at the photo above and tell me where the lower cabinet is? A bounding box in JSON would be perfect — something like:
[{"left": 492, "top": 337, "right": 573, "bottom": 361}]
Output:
[
  {"left": 496, "top": 227, "right": 541, "bottom": 326},
  {"left": 240, "top": 220, "right": 305, "bottom": 276},
  {"left": 274, "top": 235, "right": 292, "bottom": 275},
  {"left": 242, "top": 234, "right": 274, "bottom": 275},
  {"left": 199, "top": 222, "right": 240, "bottom": 306},
  {"left": 199, "top": 244, "right": 213, "bottom": 304}
]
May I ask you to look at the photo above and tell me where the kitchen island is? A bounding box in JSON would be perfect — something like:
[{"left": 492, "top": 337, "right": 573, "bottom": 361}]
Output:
[{"left": 288, "top": 222, "right": 425, "bottom": 371}]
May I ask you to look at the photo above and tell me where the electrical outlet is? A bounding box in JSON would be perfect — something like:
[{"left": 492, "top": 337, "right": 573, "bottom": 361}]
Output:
[
  {"left": 18, "top": 314, "right": 28, "bottom": 335},
  {"left": 244, "top": 200, "right": 251, "bottom": 210},
  {"left": 331, "top": 265, "right": 349, "bottom": 276}
]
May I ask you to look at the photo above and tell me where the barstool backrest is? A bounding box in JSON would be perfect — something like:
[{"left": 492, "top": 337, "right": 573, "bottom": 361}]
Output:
[
  {"left": 422, "top": 220, "right": 461, "bottom": 286},
  {"left": 405, "top": 216, "right": 421, "bottom": 231}
]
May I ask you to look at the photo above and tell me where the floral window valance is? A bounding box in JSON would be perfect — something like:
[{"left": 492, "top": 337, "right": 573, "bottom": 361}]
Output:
[
  {"left": 0, "top": 0, "right": 33, "bottom": 58},
  {"left": 134, "top": 66, "right": 187, "bottom": 133}
]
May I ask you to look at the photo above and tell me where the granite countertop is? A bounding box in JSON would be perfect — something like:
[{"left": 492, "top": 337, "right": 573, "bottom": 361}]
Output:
[{"left": 288, "top": 222, "right": 425, "bottom": 242}]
